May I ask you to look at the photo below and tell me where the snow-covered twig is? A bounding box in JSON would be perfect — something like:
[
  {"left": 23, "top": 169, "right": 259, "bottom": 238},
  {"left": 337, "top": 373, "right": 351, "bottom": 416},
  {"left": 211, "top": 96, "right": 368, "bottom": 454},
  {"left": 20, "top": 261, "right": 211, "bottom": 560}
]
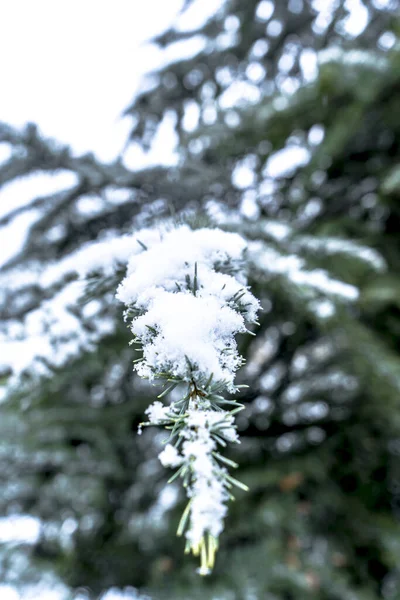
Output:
[{"left": 117, "top": 225, "right": 259, "bottom": 574}]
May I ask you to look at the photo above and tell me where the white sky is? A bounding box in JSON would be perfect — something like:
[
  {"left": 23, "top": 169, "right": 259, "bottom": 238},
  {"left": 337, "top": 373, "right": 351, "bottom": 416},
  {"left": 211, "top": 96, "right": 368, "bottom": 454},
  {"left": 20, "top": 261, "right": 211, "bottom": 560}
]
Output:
[
  {"left": 0, "top": 0, "right": 185, "bottom": 162},
  {"left": 0, "top": 0, "right": 371, "bottom": 164}
]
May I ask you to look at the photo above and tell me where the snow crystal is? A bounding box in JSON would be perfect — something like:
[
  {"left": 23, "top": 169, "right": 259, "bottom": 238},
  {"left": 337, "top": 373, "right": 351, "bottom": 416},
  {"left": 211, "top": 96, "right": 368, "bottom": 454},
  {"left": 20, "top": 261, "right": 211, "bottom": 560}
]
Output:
[
  {"left": 181, "top": 408, "right": 233, "bottom": 545},
  {"left": 118, "top": 226, "right": 260, "bottom": 390},
  {"left": 131, "top": 292, "right": 245, "bottom": 388},
  {"left": 187, "top": 409, "right": 234, "bottom": 433},
  {"left": 154, "top": 405, "right": 242, "bottom": 547},
  {"left": 145, "top": 401, "right": 172, "bottom": 424},
  {"left": 159, "top": 444, "right": 183, "bottom": 468},
  {"left": 189, "top": 476, "right": 228, "bottom": 544},
  {"left": 117, "top": 226, "right": 248, "bottom": 304}
]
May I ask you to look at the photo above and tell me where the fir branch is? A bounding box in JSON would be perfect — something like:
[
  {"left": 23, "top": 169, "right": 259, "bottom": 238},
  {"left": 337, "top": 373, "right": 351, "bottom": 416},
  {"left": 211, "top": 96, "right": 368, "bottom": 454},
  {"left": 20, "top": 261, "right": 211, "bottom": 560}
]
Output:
[{"left": 117, "top": 225, "right": 260, "bottom": 574}]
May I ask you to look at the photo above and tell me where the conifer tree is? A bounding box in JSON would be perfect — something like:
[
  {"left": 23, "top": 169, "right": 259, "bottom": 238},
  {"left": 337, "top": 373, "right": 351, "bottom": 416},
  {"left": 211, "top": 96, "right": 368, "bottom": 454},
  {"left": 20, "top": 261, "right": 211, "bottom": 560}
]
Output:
[{"left": 1, "top": 1, "right": 400, "bottom": 599}]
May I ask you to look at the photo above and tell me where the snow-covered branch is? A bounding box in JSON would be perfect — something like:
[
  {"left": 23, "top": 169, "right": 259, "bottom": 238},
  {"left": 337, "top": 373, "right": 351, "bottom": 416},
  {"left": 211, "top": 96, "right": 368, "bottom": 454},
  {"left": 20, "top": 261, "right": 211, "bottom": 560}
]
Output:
[{"left": 117, "top": 225, "right": 259, "bottom": 574}]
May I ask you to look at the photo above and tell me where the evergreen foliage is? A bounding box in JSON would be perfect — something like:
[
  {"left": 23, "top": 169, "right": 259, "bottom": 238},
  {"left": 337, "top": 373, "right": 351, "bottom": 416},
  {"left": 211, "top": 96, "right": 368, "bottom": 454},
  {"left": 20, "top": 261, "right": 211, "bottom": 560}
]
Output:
[{"left": 1, "top": 1, "right": 400, "bottom": 598}]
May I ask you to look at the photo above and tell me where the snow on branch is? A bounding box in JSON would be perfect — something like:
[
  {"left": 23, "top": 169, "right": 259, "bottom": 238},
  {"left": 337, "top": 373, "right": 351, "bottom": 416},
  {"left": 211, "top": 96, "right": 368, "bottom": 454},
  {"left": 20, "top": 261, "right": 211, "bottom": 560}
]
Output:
[
  {"left": 117, "top": 225, "right": 260, "bottom": 574},
  {"left": 248, "top": 241, "right": 360, "bottom": 301}
]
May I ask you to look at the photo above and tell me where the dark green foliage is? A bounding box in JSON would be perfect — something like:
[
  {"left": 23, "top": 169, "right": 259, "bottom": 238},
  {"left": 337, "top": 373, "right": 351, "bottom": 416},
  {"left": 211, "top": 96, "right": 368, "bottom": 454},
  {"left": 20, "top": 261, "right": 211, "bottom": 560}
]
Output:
[{"left": 1, "top": 1, "right": 400, "bottom": 598}]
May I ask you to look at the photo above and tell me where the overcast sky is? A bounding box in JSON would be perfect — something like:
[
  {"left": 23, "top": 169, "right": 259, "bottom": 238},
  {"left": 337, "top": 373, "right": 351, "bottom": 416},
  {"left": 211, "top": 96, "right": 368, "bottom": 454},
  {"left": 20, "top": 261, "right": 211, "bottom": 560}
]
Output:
[
  {"left": 0, "top": 0, "right": 370, "bottom": 163},
  {"left": 0, "top": 0, "right": 186, "bottom": 161}
]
